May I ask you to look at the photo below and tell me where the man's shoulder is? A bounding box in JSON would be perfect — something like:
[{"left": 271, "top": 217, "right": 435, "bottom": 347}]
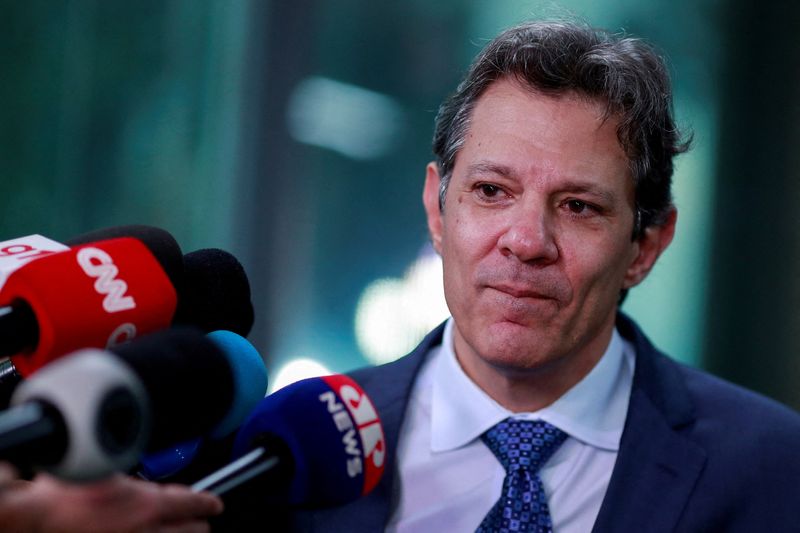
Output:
[
  {"left": 660, "top": 358, "right": 800, "bottom": 527},
  {"left": 620, "top": 313, "right": 800, "bottom": 452},
  {"left": 676, "top": 360, "right": 800, "bottom": 446},
  {"left": 602, "top": 316, "right": 800, "bottom": 532}
]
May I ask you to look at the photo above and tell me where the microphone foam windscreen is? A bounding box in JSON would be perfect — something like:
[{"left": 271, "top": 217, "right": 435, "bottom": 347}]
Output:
[
  {"left": 232, "top": 375, "right": 386, "bottom": 507},
  {"left": 65, "top": 225, "right": 184, "bottom": 289},
  {"left": 206, "top": 330, "right": 267, "bottom": 438},
  {"left": 111, "top": 327, "right": 235, "bottom": 451},
  {"left": 173, "top": 249, "right": 254, "bottom": 337}
]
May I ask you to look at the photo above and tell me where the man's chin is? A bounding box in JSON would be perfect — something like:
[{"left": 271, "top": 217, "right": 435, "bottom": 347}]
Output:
[
  {"left": 483, "top": 351, "right": 565, "bottom": 378},
  {"left": 485, "top": 290, "right": 562, "bottom": 322},
  {"left": 479, "top": 323, "right": 563, "bottom": 372}
]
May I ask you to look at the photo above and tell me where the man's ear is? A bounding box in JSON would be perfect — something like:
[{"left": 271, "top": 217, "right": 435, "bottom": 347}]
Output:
[
  {"left": 623, "top": 208, "right": 677, "bottom": 289},
  {"left": 423, "top": 162, "right": 444, "bottom": 254}
]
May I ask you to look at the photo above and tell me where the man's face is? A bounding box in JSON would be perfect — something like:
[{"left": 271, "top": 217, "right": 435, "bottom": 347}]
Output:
[{"left": 424, "top": 78, "right": 674, "bottom": 387}]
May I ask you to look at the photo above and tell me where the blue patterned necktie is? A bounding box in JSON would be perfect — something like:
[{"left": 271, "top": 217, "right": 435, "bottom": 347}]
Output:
[{"left": 476, "top": 419, "right": 567, "bottom": 533}]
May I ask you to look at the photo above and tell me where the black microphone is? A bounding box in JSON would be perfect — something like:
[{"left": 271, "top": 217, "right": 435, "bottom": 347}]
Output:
[
  {"left": 174, "top": 248, "right": 254, "bottom": 338},
  {"left": 0, "top": 327, "right": 264, "bottom": 481},
  {"left": 191, "top": 375, "right": 386, "bottom": 508}
]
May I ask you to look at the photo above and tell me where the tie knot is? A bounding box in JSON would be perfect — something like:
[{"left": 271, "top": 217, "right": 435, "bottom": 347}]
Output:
[{"left": 481, "top": 419, "right": 566, "bottom": 473}]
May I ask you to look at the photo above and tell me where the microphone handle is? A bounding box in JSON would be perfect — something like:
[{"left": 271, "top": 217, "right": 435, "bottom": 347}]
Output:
[
  {"left": 0, "top": 302, "right": 39, "bottom": 358},
  {"left": 0, "top": 358, "right": 23, "bottom": 409},
  {"left": 0, "top": 402, "right": 65, "bottom": 469},
  {"left": 191, "top": 447, "right": 280, "bottom": 496},
  {"left": 191, "top": 433, "right": 294, "bottom": 497}
]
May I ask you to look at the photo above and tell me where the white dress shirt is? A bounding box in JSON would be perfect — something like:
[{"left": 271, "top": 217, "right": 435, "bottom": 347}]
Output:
[{"left": 386, "top": 319, "right": 635, "bottom": 533}]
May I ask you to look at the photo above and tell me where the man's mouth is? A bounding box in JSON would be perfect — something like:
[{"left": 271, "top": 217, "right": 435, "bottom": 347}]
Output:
[{"left": 488, "top": 281, "right": 562, "bottom": 300}]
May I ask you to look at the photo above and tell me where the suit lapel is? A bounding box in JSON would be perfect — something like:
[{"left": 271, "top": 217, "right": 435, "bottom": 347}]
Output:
[{"left": 592, "top": 315, "right": 707, "bottom": 533}]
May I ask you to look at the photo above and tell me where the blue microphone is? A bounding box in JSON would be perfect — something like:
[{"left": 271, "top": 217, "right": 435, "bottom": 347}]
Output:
[{"left": 191, "top": 374, "right": 386, "bottom": 508}]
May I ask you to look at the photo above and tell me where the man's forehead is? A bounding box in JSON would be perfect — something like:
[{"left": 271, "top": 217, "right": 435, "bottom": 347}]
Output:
[
  {"left": 467, "top": 81, "right": 624, "bottom": 145},
  {"left": 481, "top": 77, "right": 619, "bottom": 122},
  {"left": 455, "top": 83, "right": 631, "bottom": 188}
]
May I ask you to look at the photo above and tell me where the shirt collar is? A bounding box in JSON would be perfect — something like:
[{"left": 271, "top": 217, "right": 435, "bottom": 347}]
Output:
[{"left": 431, "top": 318, "right": 634, "bottom": 453}]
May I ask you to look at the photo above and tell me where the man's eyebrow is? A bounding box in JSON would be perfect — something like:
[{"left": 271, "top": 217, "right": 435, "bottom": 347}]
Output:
[
  {"left": 558, "top": 181, "right": 618, "bottom": 203},
  {"left": 464, "top": 161, "right": 517, "bottom": 178}
]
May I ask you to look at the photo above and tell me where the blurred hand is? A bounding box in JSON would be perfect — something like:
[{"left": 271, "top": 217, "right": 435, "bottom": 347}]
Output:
[
  {"left": 0, "top": 472, "right": 223, "bottom": 533},
  {"left": 0, "top": 462, "right": 18, "bottom": 489}
]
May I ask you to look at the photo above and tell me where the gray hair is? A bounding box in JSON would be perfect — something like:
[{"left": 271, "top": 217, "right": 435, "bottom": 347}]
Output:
[{"left": 432, "top": 20, "right": 691, "bottom": 236}]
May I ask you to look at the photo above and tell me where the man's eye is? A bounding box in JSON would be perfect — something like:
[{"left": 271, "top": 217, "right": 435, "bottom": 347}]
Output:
[
  {"left": 566, "top": 200, "right": 594, "bottom": 215},
  {"left": 478, "top": 184, "right": 501, "bottom": 197},
  {"left": 567, "top": 200, "right": 586, "bottom": 213}
]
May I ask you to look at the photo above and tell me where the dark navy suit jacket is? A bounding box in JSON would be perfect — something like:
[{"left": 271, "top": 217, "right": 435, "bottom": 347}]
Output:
[{"left": 288, "top": 314, "right": 800, "bottom": 532}]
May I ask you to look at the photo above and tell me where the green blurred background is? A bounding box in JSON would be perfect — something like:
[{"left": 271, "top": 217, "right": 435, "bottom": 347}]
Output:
[{"left": 3, "top": 0, "right": 799, "bottom": 408}]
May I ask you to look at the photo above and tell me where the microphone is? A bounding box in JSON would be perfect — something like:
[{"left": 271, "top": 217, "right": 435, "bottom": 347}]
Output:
[
  {"left": 64, "top": 224, "right": 184, "bottom": 290},
  {"left": 191, "top": 375, "right": 386, "bottom": 508},
  {"left": 0, "top": 225, "right": 183, "bottom": 373},
  {"left": 0, "top": 226, "right": 254, "bottom": 379},
  {"left": 137, "top": 330, "right": 268, "bottom": 480},
  {"left": 68, "top": 227, "right": 254, "bottom": 336},
  {"left": 175, "top": 249, "right": 254, "bottom": 338},
  {"left": 0, "top": 327, "right": 266, "bottom": 482},
  {"left": 3, "top": 236, "right": 178, "bottom": 377},
  {"left": 0, "top": 234, "right": 70, "bottom": 290}
]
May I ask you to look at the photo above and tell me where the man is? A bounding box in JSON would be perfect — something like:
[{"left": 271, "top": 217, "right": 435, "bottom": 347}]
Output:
[{"left": 287, "top": 20, "right": 800, "bottom": 532}]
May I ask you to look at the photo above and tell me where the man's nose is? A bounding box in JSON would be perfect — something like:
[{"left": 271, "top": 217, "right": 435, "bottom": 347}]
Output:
[{"left": 496, "top": 209, "right": 559, "bottom": 264}]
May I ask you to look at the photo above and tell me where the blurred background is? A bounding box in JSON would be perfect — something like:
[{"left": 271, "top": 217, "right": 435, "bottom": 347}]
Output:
[{"left": 2, "top": 0, "right": 799, "bottom": 408}]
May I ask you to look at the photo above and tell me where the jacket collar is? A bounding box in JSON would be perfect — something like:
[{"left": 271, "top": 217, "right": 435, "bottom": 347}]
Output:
[{"left": 591, "top": 313, "right": 706, "bottom": 532}]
